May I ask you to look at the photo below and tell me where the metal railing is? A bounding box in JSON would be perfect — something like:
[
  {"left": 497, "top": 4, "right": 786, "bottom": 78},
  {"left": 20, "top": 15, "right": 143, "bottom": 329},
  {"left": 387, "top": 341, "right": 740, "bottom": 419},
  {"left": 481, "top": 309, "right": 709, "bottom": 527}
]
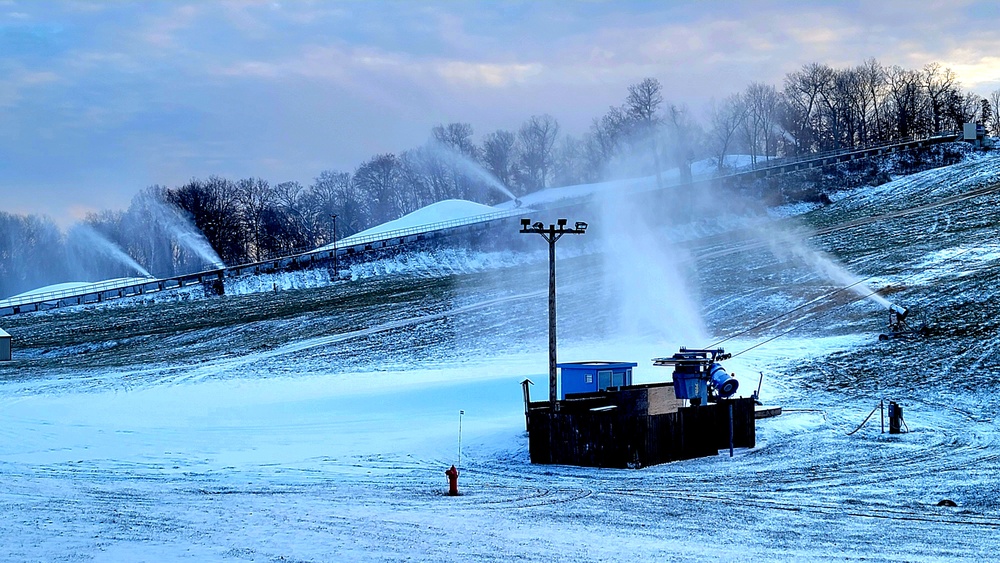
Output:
[
  {"left": 527, "top": 130, "right": 963, "bottom": 210},
  {"left": 0, "top": 276, "right": 160, "bottom": 309},
  {"left": 0, "top": 207, "right": 529, "bottom": 311},
  {"left": 730, "top": 130, "right": 961, "bottom": 174}
]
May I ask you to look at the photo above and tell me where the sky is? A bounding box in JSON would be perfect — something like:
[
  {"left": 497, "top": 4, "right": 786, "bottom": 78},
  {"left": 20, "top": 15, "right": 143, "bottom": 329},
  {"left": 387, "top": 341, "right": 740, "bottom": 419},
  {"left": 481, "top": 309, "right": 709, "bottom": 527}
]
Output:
[{"left": 1, "top": 0, "right": 999, "bottom": 227}]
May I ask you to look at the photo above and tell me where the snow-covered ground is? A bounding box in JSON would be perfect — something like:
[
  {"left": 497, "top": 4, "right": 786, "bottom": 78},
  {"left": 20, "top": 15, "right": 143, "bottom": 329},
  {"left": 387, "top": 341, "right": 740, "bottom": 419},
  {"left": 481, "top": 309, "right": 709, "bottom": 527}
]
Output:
[{"left": 3, "top": 153, "right": 1000, "bottom": 561}]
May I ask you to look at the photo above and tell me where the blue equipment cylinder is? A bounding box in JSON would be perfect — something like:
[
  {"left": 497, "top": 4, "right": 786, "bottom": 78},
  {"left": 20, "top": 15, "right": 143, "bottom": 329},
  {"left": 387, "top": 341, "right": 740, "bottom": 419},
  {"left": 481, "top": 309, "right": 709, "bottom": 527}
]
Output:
[
  {"left": 709, "top": 363, "right": 739, "bottom": 398},
  {"left": 672, "top": 369, "right": 703, "bottom": 400}
]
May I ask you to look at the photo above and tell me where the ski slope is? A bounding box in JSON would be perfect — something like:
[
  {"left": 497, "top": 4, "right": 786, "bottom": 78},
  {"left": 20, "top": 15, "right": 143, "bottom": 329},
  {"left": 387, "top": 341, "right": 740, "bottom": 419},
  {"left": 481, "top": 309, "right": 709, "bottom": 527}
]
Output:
[{"left": 2, "top": 152, "right": 1000, "bottom": 561}]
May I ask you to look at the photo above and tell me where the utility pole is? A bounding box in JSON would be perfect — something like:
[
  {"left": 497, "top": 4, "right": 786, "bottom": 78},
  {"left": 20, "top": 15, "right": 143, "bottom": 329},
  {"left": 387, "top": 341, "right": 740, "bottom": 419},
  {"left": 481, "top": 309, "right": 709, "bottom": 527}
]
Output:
[{"left": 519, "top": 218, "right": 588, "bottom": 408}]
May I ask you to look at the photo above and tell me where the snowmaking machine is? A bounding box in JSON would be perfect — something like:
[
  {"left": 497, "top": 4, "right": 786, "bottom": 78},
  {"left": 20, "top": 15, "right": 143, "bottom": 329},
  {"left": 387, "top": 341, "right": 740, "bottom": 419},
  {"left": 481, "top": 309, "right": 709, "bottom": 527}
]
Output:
[
  {"left": 878, "top": 303, "right": 930, "bottom": 341},
  {"left": 653, "top": 348, "right": 739, "bottom": 406}
]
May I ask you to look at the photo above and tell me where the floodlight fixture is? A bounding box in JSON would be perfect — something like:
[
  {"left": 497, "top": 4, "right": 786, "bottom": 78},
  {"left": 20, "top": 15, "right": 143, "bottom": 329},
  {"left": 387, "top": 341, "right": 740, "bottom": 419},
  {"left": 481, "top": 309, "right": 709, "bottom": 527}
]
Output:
[
  {"left": 520, "top": 218, "right": 531, "bottom": 227},
  {"left": 575, "top": 221, "right": 588, "bottom": 232},
  {"left": 557, "top": 218, "right": 567, "bottom": 227}
]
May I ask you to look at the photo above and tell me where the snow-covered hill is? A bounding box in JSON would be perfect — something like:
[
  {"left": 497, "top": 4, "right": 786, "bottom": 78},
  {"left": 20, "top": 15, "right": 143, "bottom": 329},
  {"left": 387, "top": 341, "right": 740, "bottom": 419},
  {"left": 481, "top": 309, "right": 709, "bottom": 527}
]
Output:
[{"left": 2, "top": 152, "right": 1000, "bottom": 561}]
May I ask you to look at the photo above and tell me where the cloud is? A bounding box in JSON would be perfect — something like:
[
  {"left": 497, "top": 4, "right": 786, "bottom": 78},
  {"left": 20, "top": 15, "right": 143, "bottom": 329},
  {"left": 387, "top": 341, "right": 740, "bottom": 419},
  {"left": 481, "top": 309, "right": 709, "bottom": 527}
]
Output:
[
  {"left": 216, "top": 44, "right": 373, "bottom": 81},
  {"left": 0, "top": 67, "right": 63, "bottom": 107},
  {"left": 943, "top": 53, "right": 1000, "bottom": 93},
  {"left": 5, "top": 0, "right": 1000, "bottom": 225},
  {"left": 16, "top": 69, "right": 58, "bottom": 85},
  {"left": 433, "top": 61, "right": 544, "bottom": 87},
  {"left": 139, "top": 4, "right": 202, "bottom": 49}
]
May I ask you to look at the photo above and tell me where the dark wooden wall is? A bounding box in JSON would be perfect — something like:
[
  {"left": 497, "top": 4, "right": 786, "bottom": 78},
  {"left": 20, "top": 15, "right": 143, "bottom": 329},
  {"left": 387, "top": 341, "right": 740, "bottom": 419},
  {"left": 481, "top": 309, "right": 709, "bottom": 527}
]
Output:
[{"left": 528, "top": 398, "right": 756, "bottom": 468}]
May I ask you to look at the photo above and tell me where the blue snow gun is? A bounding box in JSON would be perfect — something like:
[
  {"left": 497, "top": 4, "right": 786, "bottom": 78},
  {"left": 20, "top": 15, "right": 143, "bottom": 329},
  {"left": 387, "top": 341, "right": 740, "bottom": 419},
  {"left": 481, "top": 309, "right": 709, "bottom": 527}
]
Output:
[{"left": 652, "top": 347, "right": 739, "bottom": 405}]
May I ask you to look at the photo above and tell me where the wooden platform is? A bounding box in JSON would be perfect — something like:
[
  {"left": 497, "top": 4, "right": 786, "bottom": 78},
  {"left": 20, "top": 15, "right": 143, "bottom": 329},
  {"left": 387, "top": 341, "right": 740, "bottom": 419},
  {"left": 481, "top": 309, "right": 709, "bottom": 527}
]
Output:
[{"left": 527, "top": 391, "right": 756, "bottom": 469}]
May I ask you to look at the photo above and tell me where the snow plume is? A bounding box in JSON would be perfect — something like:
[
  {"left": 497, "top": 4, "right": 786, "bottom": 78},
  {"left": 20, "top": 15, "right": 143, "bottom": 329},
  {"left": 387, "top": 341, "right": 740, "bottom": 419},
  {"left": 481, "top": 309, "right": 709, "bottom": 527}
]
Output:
[
  {"left": 591, "top": 192, "right": 708, "bottom": 345},
  {"left": 135, "top": 193, "right": 225, "bottom": 271},
  {"left": 427, "top": 141, "right": 518, "bottom": 203},
  {"left": 66, "top": 224, "right": 153, "bottom": 279},
  {"left": 754, "top": 224, "right": 890, "bottom": 308}
]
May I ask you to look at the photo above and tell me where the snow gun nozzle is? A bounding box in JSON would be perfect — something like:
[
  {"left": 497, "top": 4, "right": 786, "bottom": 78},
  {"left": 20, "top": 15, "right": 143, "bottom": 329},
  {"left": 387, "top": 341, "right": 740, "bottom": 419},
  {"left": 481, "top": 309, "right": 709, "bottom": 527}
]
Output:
[{"left": 889, "top": 303, "right": 908, "bottom": 321}]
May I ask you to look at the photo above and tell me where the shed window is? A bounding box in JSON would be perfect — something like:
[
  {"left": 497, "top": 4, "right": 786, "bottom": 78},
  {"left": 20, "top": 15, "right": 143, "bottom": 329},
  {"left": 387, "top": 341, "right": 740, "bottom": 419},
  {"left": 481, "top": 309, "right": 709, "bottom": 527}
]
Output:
[
  {"left": 598, "top": 370, "right": 612, "bottom": 390},
  {"left": 612, "top": 371, "right": 624, "bottom": 387}
]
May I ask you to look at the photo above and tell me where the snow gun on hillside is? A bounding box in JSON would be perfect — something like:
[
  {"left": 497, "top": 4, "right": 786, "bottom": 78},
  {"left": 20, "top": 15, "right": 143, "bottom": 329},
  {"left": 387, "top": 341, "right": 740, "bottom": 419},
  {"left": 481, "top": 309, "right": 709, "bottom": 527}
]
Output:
[
  {"left": 653, "top": 348, "right": 739, "bottom": 406},
  {"left": 878, "top": 303, "right": 930, "bottom": 341}
]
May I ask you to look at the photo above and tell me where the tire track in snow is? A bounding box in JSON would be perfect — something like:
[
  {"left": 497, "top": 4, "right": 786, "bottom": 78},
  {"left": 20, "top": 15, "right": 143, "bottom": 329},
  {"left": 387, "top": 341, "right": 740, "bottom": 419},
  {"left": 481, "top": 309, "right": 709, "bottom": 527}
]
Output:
[
  {"left": 613, "top": 488, "right": 1000, "bottom": 528},
  {"left": 155, "top": 289, "right": 545, "bottom": 386}
]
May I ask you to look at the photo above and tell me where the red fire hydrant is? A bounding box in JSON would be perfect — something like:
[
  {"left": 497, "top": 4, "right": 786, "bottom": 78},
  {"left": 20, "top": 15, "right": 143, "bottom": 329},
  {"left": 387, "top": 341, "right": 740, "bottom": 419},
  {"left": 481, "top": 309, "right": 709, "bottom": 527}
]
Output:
[{"left": 445, "top": 465, "right": 459, "bottom": 496}]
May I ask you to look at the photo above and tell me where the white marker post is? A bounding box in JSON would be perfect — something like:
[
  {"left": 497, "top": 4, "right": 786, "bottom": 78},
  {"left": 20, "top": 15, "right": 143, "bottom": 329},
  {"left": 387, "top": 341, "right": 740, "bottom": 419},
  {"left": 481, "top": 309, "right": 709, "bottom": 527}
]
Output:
[{"left": 458, "top": 410, "right": 464, "bottom": 468}]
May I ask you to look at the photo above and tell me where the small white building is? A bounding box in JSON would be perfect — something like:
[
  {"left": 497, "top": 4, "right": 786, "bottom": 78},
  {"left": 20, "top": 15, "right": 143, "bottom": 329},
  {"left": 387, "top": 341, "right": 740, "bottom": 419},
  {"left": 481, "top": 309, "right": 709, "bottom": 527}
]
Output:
[
  {"left": 0, "top": 328, "right": 10, "bottom": 361},
  {"left": 964, "top": 122, "right": 985, "bottom": 147}
]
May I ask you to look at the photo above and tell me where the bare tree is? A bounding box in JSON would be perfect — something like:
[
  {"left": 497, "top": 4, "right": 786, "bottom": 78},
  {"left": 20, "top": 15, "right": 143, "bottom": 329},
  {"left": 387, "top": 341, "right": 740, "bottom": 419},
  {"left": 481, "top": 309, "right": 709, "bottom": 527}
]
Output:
[
  {"left": 816, "top": 69, "right": 853, "bottom": 150},
  {"left": 989, "top": 90, "right": 1000, "bottom": 135},
  {"left": 481, "top": 129, "right": 518, "bottom": 193},
  {"left": 708, "top": 94, "right": 747, "bottom": 171},
  {"left": 432, "top": 123, "right": 478, "bottom": 159},
  {"left": 742, "top": 82, "right": 781, "bottom": 163},
  {"left": 583, "top": 105, "right": 630, "bottom": 180},
  {"left": 269, "top": 181, "right": 310, "bottom": 252},
  {"left": 354, "top": 153, "right": 403, "bottom": 225},
  {"left": 517, "top": 114, "right": 560, "bottom": 192},
  {"left": 236, "top": 177, "right": 275, "bottom": 261},
  {"left": 922, "top": 62, "right": 958, "bottom": 133},
  {"left": 946, "top": 91, "right": 980, "bottom": 130},
  {"left": 307, "top": 170, "right": 364, "bottom": 241},
  {"left": 429, "top": 123, "right": 483, "bottom": 201},
  {"left": 625, "top": 78, "right": 664, "bottom": 185},
  {"left": 782, "top": 62, "right": 834, "bottom": 153},
  {"left": 857, "top": 58, "right": 889, "bottom": 143},
  {"left": 831, "top": 68, "right": 866, "bottom": 148},
  {"left": 663, "top": 103, "right": 701, "bottom": 182},
  {"left": 886, "top": 65, "right": 924, "bottom": 139},
  {"left": 0, "top": 212, "right": 66, "bottom": 298},
  {"left": 551, "top": 135, "right": 587, "bottom": 188}
]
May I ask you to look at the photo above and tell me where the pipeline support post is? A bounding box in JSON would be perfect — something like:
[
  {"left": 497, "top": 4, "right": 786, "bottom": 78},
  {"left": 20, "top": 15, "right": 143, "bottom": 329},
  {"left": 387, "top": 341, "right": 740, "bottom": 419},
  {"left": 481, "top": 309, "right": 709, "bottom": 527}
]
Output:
[
  {"left": 521, "top": 378, "right": 534, "bottom": 431},
  {"left": 330, "top": 214, "right": 339, "bottom": 278}
]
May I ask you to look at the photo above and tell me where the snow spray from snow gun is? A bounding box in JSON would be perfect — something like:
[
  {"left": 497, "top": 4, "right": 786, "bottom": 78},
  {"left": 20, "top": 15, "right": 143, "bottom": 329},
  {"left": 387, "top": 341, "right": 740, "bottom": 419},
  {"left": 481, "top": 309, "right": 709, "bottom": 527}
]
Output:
[
  {"left": 652, "top": 348, "right": 739, "bottom": 406},
  {"left": 757, "top": 225, "right": 890, "bottom": 310}
]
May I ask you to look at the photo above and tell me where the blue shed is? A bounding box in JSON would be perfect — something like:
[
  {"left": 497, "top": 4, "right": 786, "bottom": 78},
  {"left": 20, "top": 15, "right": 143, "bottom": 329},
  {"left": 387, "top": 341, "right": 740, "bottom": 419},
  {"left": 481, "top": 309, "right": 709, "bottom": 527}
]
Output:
[{"left": 557, "top": 361, "right": 637, "bottom": 399}]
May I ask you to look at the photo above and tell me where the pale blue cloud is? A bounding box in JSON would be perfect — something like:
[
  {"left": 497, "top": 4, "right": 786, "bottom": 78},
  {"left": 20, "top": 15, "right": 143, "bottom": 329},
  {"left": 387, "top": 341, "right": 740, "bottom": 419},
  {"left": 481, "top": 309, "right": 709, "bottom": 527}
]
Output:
[{"left": 1, "top": 0, "right": 998, "bottom": 225}]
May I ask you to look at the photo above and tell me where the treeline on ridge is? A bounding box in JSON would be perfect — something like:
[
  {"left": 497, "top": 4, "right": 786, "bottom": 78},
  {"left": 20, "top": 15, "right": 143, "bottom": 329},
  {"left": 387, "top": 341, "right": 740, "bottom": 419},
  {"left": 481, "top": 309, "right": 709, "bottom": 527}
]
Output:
[{"left": 2, "top": 58, "right": 997, "bottom": 298}]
